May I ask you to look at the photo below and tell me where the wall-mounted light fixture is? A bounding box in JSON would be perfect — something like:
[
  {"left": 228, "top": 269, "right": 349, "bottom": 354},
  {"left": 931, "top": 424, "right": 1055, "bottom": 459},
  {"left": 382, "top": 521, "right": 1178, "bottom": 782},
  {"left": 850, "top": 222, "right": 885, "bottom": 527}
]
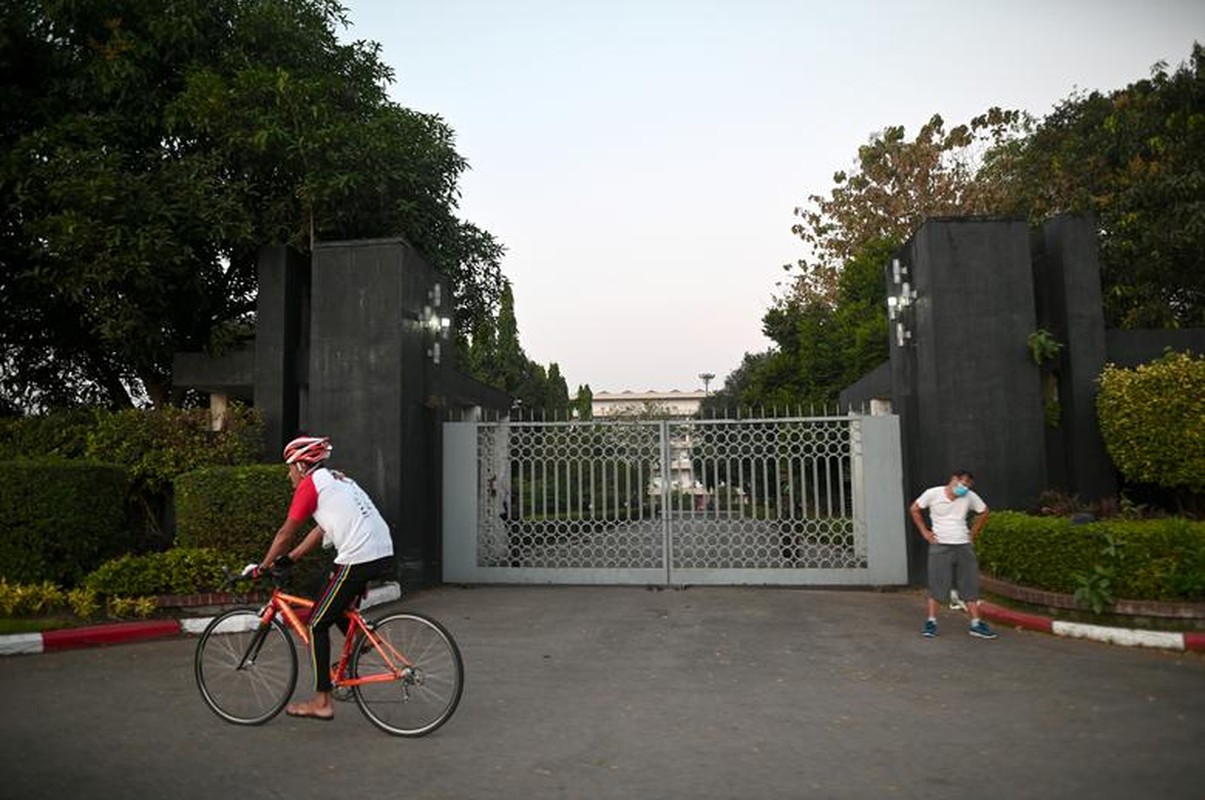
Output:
[
  {"left": 887, "top": 258, "right": 917, "bottom": 347},
  {"left": 424, "top": 282, "right": 452, "bottom": 364},
  {"left": 404, "top": 282, "right": 453, "bottom": 363}
]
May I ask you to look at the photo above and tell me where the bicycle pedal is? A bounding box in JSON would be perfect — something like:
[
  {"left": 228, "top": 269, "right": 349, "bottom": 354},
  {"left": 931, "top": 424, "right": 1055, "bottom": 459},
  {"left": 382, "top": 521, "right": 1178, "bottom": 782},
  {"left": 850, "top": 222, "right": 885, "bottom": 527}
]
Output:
[{"left": 331, "top": 686, "right": 353, "bottom": 702}]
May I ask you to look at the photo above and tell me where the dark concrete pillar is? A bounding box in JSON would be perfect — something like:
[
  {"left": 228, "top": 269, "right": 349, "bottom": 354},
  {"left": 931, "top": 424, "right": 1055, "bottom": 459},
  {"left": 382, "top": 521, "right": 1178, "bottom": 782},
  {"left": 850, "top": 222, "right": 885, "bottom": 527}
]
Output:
[
  {"left": 307, "top": 238, "right": 444, "bottom": 588},
  {"left": 1040, "top": 214, "right": 1117, "bottom": 502},
  {"left": 891, "top": 218, "right": 1047, "bottom": 581},
  {"left": 254, "top": 246, "right": 308, "bottom": 456},
  {"left": 911, "top": 218, "right": 1046, "bottom": 508}
]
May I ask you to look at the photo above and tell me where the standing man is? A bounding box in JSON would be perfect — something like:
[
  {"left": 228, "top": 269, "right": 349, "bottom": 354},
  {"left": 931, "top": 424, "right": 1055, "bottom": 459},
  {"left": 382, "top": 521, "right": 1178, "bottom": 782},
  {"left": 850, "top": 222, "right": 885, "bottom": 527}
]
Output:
[{"left": 910, "top": 470, "right": 997, "bottom": 639}]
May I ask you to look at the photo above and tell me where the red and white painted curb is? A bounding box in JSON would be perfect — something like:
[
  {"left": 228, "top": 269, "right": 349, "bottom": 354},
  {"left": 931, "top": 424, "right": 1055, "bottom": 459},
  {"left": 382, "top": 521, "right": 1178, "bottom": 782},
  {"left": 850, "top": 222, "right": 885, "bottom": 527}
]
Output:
[
  {"left": 3, "top": 587, "right": 1201, "bottom": 656},
  {"left": 980, "top": 602, "right": 1205, "bottom": 653},
  {"left": 0, "top": 582, "right": 402, "bottom": 656}
]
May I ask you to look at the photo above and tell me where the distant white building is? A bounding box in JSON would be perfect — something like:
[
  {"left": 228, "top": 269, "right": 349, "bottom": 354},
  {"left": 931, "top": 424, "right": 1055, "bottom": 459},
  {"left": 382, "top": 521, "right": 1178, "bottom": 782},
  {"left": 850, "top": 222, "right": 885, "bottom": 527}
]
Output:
[
  {"left": 591, "top": 390, "right": 707, "bottom": 419},
  {"left": 591, "top": 390, "right": 709, "bottom": 499}
]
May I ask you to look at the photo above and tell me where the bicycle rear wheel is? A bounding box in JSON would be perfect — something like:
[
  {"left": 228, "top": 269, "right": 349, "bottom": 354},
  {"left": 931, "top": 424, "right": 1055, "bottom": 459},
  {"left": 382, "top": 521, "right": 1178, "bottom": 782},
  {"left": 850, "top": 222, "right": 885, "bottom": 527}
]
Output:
[
  {"left": 351, "top": 611, "right": 464, "bottom": 736},
  {"left": 195, "top": 610, "right": 297, "bottom": 725}
]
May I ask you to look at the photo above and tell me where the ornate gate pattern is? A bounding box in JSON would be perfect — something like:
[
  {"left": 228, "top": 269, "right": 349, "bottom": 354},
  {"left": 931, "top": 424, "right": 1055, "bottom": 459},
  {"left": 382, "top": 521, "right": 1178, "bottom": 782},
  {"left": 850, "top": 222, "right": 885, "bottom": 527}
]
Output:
[{"left": 444, "top": 416, "right": 907, "bottom": 586}]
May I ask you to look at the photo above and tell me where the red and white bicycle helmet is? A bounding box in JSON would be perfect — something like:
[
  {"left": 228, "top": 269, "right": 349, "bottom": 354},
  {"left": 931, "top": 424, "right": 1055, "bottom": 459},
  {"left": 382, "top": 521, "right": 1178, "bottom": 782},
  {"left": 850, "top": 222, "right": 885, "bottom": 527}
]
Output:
[{"left": 282, "top": 435, "right": 332, "bottom": 471}]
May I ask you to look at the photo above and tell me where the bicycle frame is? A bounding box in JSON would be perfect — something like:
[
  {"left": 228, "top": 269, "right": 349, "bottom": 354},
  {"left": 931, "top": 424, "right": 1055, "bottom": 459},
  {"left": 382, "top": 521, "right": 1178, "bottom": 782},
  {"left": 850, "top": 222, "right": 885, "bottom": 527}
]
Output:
[{"left": 246, "top": 587, "right": 414, "bottom": 690}]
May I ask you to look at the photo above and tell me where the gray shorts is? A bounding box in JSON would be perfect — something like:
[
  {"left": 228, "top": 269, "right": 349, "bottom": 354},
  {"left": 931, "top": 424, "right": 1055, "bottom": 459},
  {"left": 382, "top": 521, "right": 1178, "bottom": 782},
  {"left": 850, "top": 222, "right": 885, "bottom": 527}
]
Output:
[{"left": 927, "top": 543, "right": 980, "bottom": 602}]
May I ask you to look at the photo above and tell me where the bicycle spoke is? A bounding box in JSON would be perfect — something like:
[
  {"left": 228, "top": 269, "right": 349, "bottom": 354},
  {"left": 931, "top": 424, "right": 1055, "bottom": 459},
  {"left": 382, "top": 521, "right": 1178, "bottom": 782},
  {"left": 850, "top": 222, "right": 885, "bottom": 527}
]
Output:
[
  {"left": 351, "top": 612, "right": 463, "bottom": 736},
  {"left": 195, "top": 610, "right": 297, "bottom": 725}
]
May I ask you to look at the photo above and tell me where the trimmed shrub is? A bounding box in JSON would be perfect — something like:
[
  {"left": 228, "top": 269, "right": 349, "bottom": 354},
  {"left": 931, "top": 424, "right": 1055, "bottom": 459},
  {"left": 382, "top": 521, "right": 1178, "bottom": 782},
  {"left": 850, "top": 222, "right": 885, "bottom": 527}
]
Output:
[
  {"left": 977, "top": 511, "right": 1205, "bottom": 601},
  {"left": 0, "top": 407, "right": 97, "bottom": 459},
  {"left": 175, "top": 465, "right": 294, "bottom": 561},
  {"left": 0, "top": 405, "right": 266, "bottom": 489},
  {"left": 175, "top": 465, "right": 335, "bottom": 594},
  {"left": 1097, "top": 351, "right": 1205, "bottom": 501},
  {"left": 86, "top": 404, "right": 266, "bottom": 493},
  {"left": 84, "top": 547, "right": 240, "bottom": 597},
  {"left": 0, "top": 459, "right": 133, "bottom": 585}
]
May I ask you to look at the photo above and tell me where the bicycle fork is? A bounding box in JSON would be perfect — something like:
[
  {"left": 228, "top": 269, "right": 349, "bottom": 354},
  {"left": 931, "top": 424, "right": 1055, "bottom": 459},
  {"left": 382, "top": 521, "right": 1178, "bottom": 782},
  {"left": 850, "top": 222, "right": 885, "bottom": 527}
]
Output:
[{"left": 237, "top": 615, "right": 275, "bottom": 671}]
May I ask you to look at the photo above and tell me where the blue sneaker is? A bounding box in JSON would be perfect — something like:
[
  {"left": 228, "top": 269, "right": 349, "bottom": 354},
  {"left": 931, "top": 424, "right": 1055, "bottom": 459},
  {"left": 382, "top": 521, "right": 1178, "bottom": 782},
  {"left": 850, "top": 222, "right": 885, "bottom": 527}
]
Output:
[
  {"left": 922, "top": 619, "right": 937, "bottom": 638},
  {"left": 969, "top": 620, "right": 998, "bottom": 640}
]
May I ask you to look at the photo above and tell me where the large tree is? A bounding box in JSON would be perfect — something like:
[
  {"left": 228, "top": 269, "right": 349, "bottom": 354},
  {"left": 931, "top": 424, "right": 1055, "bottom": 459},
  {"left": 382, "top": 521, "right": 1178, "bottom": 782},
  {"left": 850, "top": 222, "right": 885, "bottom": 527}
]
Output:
[
  {"left": 786, "top": 108, "right": 1026, "bottom": 305},
  {"left": 752, "top": 111, "right": 1022, "bottom": 410},
  {"left": 981, "top": 43, "right": 1205, "bottom": 328},
  {"left": 0, "top": 0, "right": 505, "bottom": 409},
  {"left": 752, "top": 44, "right": 1205, "bottom": 410}
]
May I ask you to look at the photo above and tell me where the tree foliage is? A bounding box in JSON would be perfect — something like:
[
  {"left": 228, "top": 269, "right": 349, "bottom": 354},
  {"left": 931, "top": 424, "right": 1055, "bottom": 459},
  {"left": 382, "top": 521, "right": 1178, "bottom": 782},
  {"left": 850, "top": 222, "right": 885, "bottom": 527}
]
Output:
[
  {"left": 709, "top": 239, "right": 895, "bottom": 411},
  {"left": 572, "top": 384, "right": 594, "bottom": 421},
  {"left": 787, "top": 108, "right": 1026, "bottom": 304},
  {"left": 464, "top": 282, "right": 571, "bottom": 417},
  {"left": 85, "top": 404, "right": 265, "bottom": 493},
  {"left": 0, "top": 0, "right": 504, "bottom": 410},
  {"left": 982, "top": 43, "right": 1205, "bottom": 328},
  {"left": 740, "top": 44, "right": 1204, "bottom": 413}
]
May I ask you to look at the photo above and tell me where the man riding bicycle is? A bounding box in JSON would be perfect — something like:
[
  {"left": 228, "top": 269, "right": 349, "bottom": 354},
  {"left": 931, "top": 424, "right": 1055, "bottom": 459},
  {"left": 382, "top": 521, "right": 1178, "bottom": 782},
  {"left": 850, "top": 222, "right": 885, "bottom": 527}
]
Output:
[{"left": 249, "top": 434, "right": 396, "bottom": 721}]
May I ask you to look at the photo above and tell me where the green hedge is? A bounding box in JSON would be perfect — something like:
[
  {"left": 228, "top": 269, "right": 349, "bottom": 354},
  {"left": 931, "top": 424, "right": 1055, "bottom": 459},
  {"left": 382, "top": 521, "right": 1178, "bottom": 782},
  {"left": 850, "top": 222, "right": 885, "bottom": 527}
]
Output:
[
  {"left": 0, "top": 408, "right": 96, "bottom": 459},
  {"left": 83, "top": 547, "right": 239, "bottom": 597},
  {"left": 1097, "top": 352, "right": 1205, "bottom": 496},
  {"left": 1, "top": 405, "right": 267, "bottom": 552},
  {"left": 175, "top": 465, "right": 294, "bottom": 561},
  {"left": 86, "top": 404, "right": 265, "bottom": 493},
  {"left": 0, "top": 459, "right": 134, "bottom": 586},
  {"left": 0, "top": 405, "right": 266, "bottom": 485},
  {"left": 977, "top": 511, "right": 1205, "bottom": 601},
  {"left": 174, "top": 465, "right": 333, "bottom": 593}
]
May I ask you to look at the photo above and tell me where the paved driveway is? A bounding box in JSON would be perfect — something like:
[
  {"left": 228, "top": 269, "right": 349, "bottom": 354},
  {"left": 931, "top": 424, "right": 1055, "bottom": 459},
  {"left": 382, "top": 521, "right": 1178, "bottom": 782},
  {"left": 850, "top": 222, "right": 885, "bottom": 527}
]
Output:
[{"left": 1, "top": 585, "right": 1202, "bottom": 799}]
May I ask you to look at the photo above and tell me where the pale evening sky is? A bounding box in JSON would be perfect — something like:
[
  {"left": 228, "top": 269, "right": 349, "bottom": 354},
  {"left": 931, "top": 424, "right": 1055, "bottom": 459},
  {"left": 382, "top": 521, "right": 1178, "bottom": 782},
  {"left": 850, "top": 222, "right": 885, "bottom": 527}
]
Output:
[{"left": 340, "top": 0, "right": 1203, "bottom": 394}]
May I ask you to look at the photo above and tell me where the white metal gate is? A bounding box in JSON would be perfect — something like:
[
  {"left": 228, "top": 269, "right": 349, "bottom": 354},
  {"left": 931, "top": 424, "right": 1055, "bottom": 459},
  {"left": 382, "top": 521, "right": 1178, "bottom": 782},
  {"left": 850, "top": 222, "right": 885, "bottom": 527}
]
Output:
[{"left": 442, "top": 415, "right": 907, "bottom": 586}]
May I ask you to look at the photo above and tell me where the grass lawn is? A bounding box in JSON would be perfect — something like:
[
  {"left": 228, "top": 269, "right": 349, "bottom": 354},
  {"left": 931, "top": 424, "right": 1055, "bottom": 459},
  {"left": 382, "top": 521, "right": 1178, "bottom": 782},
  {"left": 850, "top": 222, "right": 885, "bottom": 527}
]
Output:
[{"left": 0, "top": 616, "right": 77, "bottom": 635}]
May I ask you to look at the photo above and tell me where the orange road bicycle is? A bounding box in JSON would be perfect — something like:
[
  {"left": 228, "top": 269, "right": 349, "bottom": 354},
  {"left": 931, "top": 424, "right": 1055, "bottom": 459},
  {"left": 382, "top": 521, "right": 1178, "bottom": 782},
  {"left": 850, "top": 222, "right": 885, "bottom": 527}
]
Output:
[{"left": 194, "top": 569, "right": 463, "bottom": 736}]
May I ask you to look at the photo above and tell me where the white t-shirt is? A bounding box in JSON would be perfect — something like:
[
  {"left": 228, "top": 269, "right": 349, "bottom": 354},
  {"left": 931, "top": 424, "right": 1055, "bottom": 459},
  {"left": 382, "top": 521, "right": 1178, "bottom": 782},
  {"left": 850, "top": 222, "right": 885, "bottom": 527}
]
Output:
[
  {"left": 914, "top": 486, "right": 987, "bottom": 545},
  {"left": 287, "top": 467, "right": 394, "bottom": 565}
]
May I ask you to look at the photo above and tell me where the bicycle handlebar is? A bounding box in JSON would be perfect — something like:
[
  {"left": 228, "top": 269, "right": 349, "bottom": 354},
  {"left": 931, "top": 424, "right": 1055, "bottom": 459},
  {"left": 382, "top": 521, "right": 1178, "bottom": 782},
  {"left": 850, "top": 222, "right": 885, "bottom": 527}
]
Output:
[{"left": 220, "top": 558, "right": 292, "bottom": 591}]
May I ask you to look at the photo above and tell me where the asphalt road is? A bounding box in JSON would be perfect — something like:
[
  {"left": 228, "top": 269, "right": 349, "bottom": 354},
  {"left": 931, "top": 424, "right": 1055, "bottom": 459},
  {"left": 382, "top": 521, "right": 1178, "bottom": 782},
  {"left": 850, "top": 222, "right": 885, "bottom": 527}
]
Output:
[{"left": 1, "top": 585, "right": 1202, "bottom": 800}]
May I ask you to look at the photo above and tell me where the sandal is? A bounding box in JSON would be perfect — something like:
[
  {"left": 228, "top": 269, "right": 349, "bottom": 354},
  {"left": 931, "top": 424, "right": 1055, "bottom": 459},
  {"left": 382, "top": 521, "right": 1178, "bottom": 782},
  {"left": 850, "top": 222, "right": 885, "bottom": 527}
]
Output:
[{"left": 286, "top": 704, "right": 334, "bottom": 721}]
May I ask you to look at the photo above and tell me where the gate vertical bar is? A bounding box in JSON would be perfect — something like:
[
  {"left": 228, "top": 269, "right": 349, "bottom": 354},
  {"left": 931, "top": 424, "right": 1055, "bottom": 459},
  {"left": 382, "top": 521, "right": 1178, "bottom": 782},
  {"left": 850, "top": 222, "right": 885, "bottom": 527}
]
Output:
[{"left": 660, "top": 419, "right": 672, "bottom": 584}]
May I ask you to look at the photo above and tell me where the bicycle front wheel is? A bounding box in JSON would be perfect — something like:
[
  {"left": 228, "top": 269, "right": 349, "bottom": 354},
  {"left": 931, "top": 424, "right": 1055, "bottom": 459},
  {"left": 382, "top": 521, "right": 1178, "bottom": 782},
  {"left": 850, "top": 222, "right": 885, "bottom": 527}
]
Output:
[
  {"left": 351, "top": 612, "right": 464, "bottom": 736},
  {"left": 195, "top": 610, "right": 297, "bottom": 725}
]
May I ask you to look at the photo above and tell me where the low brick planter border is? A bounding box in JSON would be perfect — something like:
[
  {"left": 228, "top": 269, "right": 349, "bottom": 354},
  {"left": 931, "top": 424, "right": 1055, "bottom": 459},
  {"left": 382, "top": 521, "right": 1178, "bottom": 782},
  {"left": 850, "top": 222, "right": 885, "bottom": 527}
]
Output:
[
  {"left": 155, "top": 591, "right": 265, "bottom": 610},
  {"left": 981, "top": 575, "right": 1205, "bottom": 621}
]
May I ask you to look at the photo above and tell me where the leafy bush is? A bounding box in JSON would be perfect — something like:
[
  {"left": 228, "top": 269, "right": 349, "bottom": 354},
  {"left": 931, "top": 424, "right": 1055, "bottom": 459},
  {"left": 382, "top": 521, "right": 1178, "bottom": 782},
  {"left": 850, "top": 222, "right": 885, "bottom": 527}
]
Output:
[
  {"left": 86, "top": 404, "right": 266, "bottom": 493},
  {"left": 175, "top": 465, "right": 334, "bottom": 593},
  {"left": 106, "top": 596, "right": 159, "bottom": 619},
  {"left": 0, "top": 459, "right": 134, "bottom": 585},
  {"left": 67, "top": 586, "right": 101, "bottom": 619},
  {"left": 1035, "top": 489, "right": 1158, "bottom": 520},
  {"left": 84, "top": 547, "right": 240, "bottom": 597},
  {"left": 1097, "top": 352, "right": 1205, "bottom": 501},
  {"left": 977, "top": 511, "right": 1205, "bottom": 601},
  {"left": 0, "top": 407, "right": 97, "bottom": 459},
  {"left": 174, "top": 465, "right": 294, "bottom": 561},
  {"left": 1, "top": 404, "right": 267, "bottom": 554},
  {"left": 0, "top": 579, "right": 67, "bottom": 616}
]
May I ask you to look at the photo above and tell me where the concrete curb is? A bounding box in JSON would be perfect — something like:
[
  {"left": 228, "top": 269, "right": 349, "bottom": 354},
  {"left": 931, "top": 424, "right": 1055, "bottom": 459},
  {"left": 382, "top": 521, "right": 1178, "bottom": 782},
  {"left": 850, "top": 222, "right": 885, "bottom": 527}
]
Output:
[
  {"left": 4, "top": 587, "right": 1202, "bottom": 656},
  {"left": 0, "top": 582, "right": 402, "bottom": 656},
  {"left": 979, "top": 601, "right": 1205, "bottom": 653}
]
